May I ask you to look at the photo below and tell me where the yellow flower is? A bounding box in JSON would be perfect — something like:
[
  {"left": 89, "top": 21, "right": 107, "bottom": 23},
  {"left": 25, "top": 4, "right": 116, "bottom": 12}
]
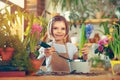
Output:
[
  {"left": 109, "top": 27, "right": 114, "bottom": 33},
  {"left": 106, "top": 35, "right": 112, "bottom": 41},
  {"left": 113, "top": 21, "right": 117, "bottom": 25},
  {"left": 104, "top": 43, "right": 108, "bottom": 47}
]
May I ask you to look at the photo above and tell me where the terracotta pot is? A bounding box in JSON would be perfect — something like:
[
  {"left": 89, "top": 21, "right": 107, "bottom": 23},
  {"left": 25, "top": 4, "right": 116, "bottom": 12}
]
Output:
[
  {"left": 1, "top": 47, "right": 14, "bottom": 61},
  {"left": 28, "top": 58, "right": 45, "bottom": 76},
  {"left": 0, "top": 48, "right": 3, "bottom": 55},
  {"left": 6, "top": 47, "right": 14, "bottom": 53},
  {"left": 1, "top": 52, "right": 13, "bottom": 60},
  {"left": 31, "top": 57, "right": 45, "bottom": 70}
]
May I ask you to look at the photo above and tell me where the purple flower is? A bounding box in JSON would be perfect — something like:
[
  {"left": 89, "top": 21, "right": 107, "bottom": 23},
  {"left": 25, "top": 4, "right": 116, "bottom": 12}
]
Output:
[{"left": 85, "top": 24, "right": 94, "bottom": 39}]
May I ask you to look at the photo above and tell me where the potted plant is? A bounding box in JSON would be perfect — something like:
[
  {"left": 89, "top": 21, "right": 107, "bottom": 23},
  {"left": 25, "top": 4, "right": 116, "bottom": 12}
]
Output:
[
  {"left": 109, "top": 21, "right": 120, "bottom": 75},
  {"left": 22, "top": 11, "right": 48, "bottom": 74},
  {"left": 0, "top": 12, "right": 14, "bottom": 61},
  {"left": 0, "top": 6, "right": 33, "bottom": 72},
  {"left": 0, "top": 28, "right": 6, "bottom": 60},
  {"left": 95, "top": 21, "right": 120, "bottom": 74}
]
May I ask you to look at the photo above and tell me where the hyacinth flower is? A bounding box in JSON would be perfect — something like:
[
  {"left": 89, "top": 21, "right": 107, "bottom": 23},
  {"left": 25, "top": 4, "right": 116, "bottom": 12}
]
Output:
[
  {"left": 31, "top": 24, "right": 42, "bottom": 39},
  {"left": 30, "top": 24, "right": 42, "bottom": 53},
  {"left": 79, "top": 23, "right": 93, "bottom": 57},
  {"left": 85, "top": 24, "right": 94, "bottom": 39}
]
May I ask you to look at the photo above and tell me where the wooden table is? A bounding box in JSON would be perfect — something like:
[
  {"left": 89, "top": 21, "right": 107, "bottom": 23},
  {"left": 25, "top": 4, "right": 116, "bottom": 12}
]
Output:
[
  {"left": 0, "top": 70, "right": 120, "bottom": 80},
  {"left": 0, "top": 74, "right": 120, "bottom": 80},
  {"left": 0, "top": 68, "right": 120, "bottom": 80}
]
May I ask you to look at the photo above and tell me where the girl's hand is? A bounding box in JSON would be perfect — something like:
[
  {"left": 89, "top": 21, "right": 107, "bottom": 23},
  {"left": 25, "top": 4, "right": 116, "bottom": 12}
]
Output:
[
  {"left": 81, "top": 43, "right": 92, "bottom": 54},
  {"left": 44, "top": 47, "right": 56, "bottom": 57},
  {"left": 81, "top": 43, "right": 92, "bottom": 60}
]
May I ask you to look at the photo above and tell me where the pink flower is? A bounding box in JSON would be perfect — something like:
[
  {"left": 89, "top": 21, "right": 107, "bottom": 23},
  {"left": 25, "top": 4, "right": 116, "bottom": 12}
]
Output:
[
  {"left": 98, "top": 45, "right": 104, "bottom": 52},
  {"left": 31, "top": 24, "right": 42, "bottom": 39},
  {"left": 103, "top": 37, "right": 109, "bottom": 47},
  {"left": 98, "top": 40, "right": 104, "bottom": 45}
]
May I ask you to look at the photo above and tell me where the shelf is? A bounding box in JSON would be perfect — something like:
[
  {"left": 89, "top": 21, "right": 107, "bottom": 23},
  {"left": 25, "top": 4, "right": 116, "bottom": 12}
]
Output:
[
  {"left": 70, "top": 18, "right": 119, "bottom": 24},
  {"left": 84, "top": 18, "right": 119, "bottom": 24}
]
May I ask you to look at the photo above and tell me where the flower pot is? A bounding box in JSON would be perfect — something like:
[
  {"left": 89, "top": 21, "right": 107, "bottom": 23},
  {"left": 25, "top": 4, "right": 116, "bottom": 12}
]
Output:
[
  {"left": 31, "top": 59, "right": 45, "bottom": 70},
  {"left": 5, "top": 47, "right": 14, "bottom": 53},
  {"left": 110, "top": 60, "right": 120, "bottom": 75},
  {"left": 29, "top": 58, "right": 45, "bottom": 75},
  {"left": 68, "top": 60, "right": 91, "bottom": 73},
  {"left": 1, "top": 47, "right": 14, "bottom": 61},
  {"left": 95, "top": 11, "right": 104, "bottom": 19},
  {"left": 1, "top": 52, "right": 13, "bottom": 61},
  {"left": 0, "top": 48, "right": 3, "bottom": 55}
]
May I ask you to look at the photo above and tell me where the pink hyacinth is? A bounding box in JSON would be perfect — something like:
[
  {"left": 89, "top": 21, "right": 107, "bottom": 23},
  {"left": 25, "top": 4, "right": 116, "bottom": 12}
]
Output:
[{"left": 31, "top": 24, "right": 42, "bottom": 39}]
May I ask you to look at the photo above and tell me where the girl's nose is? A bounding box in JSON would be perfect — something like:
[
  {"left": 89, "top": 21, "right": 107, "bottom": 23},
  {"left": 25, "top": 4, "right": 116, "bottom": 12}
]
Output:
[{"left": 57, "top": 29, "right": 61, "bottom": 32}]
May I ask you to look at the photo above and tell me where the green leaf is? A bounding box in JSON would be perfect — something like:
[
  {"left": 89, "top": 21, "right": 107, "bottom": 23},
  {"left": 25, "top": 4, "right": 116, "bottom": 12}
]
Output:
[{"left": 79, "top": 23, "right": 86, "bottom": 57}]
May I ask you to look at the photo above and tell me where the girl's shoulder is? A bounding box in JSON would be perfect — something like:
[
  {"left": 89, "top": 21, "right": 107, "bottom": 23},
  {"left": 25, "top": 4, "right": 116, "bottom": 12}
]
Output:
[
  {"left": 66, "top": 42, "right": 76, "bottom": 48},
  {"left": 66, "top": 42, "right": 74, "bottom": 46}
]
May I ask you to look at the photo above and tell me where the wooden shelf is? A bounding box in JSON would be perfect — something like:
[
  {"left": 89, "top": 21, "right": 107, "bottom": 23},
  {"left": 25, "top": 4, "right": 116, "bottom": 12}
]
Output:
[
  {"left": 70, "top": 18, "right": 119, "bottom": 24},
  {"left": 84, "top": 18, "right": 119, "bottom": 24}
]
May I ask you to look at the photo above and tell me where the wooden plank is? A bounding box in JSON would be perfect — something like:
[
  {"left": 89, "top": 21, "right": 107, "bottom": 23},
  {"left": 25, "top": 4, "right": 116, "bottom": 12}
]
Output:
[
  {"left": 0, "top": 71, "right": 26, "bottom": 77},
  {"left": 0, "top": 75, "right": 120, "bottom": 80}
]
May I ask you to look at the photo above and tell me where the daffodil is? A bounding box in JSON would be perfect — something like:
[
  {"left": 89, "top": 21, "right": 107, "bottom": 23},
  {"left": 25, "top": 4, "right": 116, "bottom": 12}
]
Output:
[
  {"left": 109, "top": 27, "right": 114, "bottom": 34},
  {"left": 109, "top": 21, "right": 120, "bottom": 59}
]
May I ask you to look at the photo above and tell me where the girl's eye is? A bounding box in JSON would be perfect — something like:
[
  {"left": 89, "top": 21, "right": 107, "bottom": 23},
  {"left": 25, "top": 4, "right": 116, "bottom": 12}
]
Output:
[
  {"left": 61, "top": 27, "right": 65, "bottom": 30},
  {"left": 53, "top": 27, "right": 57, "bottom": 30}
]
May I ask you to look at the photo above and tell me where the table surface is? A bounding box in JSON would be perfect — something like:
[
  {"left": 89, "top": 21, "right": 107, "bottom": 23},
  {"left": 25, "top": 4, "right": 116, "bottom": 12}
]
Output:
[
  {"left": 0, "top": 69, "right": 120, "bottom": 80},
  {"left": 0, "top": 74, "right": 120, "bottom": 80}
]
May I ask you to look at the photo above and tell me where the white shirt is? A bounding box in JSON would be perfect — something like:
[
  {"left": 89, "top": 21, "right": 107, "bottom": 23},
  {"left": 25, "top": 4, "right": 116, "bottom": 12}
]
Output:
[{"left": 37, "top": 42, "right": 78, "bottom": 71}]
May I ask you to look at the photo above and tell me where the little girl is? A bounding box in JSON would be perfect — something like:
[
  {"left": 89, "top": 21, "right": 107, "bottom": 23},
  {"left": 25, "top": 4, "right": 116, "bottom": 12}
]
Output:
[{"left": 37, "top": 15, "right": 89, "bottom": 72}]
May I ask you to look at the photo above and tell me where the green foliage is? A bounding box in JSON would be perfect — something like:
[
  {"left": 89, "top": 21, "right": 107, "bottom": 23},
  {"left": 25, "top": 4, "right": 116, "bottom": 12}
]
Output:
[
  {"left": 9, "top": 35, "right": 32, "bottom": 71},
  {"left": 109, "top": 21, "right": 120, "bottom": 59},
  {"left": 100, "top": 21, "right": 120, "bottom": 59},
  {"left": 23, "top": 12, "right": 48, "bottom": 55},
  {"left": 79, "top": 23, "right": 86, "bottom": 57},
  {"left": 0, "top": 29, "right": 6, "bottom": 47},
  {"left": 90, "top": 56, "right": 104, "bottom": 68},
  {"left": 100, "top": 21, "right": 109, "bottom": 35}
]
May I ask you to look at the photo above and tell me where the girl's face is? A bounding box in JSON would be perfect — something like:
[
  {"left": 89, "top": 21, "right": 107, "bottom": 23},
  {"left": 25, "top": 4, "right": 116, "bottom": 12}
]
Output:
[{"left": 52, "top": 21, "right": 66, "bottom": 41}]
